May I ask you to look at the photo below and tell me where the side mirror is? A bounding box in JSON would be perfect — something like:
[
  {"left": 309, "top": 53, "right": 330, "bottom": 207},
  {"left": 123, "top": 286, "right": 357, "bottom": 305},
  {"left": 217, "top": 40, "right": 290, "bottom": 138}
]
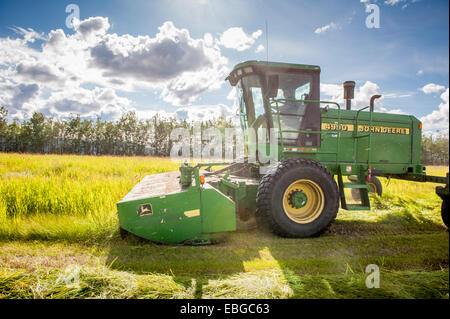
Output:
[{"left": 267, "top": 75, "right": 279, "bottom": 99}]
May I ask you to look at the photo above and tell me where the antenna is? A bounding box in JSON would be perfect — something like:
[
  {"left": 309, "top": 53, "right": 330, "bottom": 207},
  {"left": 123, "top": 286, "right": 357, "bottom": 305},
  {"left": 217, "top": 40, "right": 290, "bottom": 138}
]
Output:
[{"left": 265, "top": 19, "right": 269, "bottom": 64}]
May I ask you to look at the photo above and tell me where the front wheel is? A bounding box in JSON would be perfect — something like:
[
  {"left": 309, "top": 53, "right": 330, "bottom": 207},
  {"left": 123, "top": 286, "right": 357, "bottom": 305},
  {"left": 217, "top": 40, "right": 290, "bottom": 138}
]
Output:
[{"left": 256, "top": 158, "right": 339, "bottom": 238}]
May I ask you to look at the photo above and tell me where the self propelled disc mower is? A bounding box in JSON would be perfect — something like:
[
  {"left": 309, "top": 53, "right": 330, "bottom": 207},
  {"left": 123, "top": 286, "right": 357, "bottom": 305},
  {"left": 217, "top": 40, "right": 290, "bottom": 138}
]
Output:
[{"left": 117, "top": 61, "right": 449, "bottom": 244}]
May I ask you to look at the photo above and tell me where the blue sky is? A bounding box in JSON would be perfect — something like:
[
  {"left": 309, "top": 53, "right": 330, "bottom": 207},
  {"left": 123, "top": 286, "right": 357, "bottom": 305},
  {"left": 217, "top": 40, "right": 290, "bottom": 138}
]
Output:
[{"left": 0, "top": 0, "right": 448, "bottom": 134}]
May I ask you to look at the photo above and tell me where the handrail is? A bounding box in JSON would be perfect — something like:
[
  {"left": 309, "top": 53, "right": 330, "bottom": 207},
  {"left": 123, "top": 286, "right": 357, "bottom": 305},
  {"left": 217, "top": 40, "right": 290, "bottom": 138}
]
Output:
[
  {"left": 270, "top": 98, "right": 342, "bottom": 164},
  {"left": 354, "top": 105, "right": 369, "bottom": 139},
  {"left": 353, "top": 105, "right": 374, "bottom": 165}
]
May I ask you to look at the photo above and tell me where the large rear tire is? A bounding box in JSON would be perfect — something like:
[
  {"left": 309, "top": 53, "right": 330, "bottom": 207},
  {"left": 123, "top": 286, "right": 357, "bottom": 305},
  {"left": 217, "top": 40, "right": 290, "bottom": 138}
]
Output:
[
  {"left": 442, "top": 199, "right": 449, "bottom": 228},
  {"left": 256, "top": 158, "right": 339, "bottom": 238}
]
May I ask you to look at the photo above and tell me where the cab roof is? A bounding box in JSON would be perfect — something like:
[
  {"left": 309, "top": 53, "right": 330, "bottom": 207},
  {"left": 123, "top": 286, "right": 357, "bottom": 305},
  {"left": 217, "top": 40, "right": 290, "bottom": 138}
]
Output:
[
  {"left": 231, "top": 60, "right": 321, "bottom": 72},
  {"left": 226, "top": 60, "right": 321, "bottom": 86}
]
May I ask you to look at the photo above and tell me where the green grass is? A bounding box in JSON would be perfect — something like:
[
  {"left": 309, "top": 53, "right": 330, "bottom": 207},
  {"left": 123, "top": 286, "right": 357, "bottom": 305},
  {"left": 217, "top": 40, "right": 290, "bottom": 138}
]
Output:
[
  {"left": 0, "top": 153, "right": 448, "bottom": 299},
  {"left": 0, "top": 153, "right": 178, "bottom": 241}
]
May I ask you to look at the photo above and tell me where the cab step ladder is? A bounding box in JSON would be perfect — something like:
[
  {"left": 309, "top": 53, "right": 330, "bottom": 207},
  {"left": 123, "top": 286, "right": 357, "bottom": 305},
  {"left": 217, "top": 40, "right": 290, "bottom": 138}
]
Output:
[{"left": 337, "top": 168, "right": 371, "bottom": 211}]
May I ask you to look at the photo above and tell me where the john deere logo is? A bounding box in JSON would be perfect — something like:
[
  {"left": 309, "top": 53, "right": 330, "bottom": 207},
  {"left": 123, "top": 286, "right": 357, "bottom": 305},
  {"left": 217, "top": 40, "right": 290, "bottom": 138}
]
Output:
[{"left": 138, "top": 203, "right": 153, "bottom": 217}]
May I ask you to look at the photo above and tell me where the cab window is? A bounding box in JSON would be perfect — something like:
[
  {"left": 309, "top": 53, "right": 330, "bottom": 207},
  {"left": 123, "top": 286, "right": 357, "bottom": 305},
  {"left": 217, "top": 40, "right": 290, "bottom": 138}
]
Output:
[{"left": 270, "top": 72, "right": 320, "bottom": 147}]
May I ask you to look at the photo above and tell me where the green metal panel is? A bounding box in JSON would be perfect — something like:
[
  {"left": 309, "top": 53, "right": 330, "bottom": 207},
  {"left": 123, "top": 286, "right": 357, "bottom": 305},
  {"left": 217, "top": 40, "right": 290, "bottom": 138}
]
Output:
[
  {"left": 117, "top": 172, "right": 237, "bottom": 244},
  {"left": 410, "top": 117, "right": 422, "bottom": 169},
  {"left": 321, "top": 108, "right": 419, "bottom": 168},
  {"left": 200, "top": 184, "right": 236, "bottom": 233},
  {"left": 117, "top": 187, "right": 203, "bottom": 244}
]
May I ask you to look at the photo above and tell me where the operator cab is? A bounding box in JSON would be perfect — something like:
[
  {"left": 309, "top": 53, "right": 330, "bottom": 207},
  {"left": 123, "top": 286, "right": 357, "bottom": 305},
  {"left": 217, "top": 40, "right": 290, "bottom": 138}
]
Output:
[{"left": 226, "top": 61, "right": 321, "bottom": 147}]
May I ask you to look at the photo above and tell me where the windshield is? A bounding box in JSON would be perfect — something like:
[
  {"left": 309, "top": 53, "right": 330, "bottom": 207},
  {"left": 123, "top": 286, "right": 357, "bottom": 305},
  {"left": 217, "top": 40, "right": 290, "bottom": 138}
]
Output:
[
  {"left": 235, "top": 69, "right": 320, "bottom": 148},
  {"left": 237, "top": 75, "right": 265, "bottom": 130}
]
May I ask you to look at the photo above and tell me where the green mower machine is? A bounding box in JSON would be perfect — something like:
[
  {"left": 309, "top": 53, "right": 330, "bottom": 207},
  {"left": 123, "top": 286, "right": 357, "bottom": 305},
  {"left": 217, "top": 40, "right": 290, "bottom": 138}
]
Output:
[{"left": 117, "top": 61, "right": 449, "bottom": 244}]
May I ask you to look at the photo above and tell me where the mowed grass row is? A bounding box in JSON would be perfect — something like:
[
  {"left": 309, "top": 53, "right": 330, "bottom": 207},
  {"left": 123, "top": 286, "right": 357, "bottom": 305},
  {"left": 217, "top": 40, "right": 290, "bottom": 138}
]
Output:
[
  {"left": 0, "top": 153, "right": 448, "bottom": 298},
  {"left": 1, "top": 265, "right": 447, "bottom": 299},
  {"left": 0, "top": 232, "right": 448, "bottom": 299}
]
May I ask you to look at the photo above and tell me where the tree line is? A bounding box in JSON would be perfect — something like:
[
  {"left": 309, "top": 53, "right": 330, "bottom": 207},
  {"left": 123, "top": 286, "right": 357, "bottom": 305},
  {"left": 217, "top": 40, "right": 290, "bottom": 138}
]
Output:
[
  {"left": 0, "top": 107, "right": 234, "bottom": 156},
  {"left": 0, "top": 106, "right": 448, "bottom": 165},
  {"left": 421, "top": 135, "right": 449, "bottom": 166}
]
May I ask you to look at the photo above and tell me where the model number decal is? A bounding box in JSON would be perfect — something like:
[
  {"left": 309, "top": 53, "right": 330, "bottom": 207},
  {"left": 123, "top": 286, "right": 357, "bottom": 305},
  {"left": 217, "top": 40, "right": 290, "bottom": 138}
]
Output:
[
  {"left": 321, "top": 123, "right": 354, "bottom": 131},
  {"left": 321, "top": 123, "right": 410, "bottom": 135}
]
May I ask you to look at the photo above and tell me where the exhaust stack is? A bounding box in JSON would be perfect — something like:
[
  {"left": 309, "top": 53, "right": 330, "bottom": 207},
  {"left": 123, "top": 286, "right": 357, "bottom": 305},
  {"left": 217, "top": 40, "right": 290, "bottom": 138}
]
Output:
[{"left": 343, "top": 81, "right": 355, "bottom": 110}]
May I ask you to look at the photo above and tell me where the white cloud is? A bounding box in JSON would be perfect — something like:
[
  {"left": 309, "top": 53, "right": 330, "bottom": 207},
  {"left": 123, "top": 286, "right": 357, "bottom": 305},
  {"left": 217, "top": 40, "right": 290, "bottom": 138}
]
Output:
[
  {"left": 203, "top": 33, "right": 214, "bottom": 47},
  {"left": 320, "top": 83, "right": 342, "bottom": 99},
  {"left": 136, "top": 104, "right": 235, "bottom": 123},
  {"left": 424, "top": 129, "right": 449, "bottom": 139},
  {"left": 314, "top": 22, "right": 339, "bottom": 35},
  {"left": 416, "top": 69, "right": 424, "bottom": 76},
  {"left": 0, "top": 34, "right": 41, "bottom": 67},
  {"left": 173, "top": 104, "right": 234, "bottom": 122},
  {"left": 218, "top": 27, "right": 262, "bottom": 51},
  {"left": 73, "top": 16, "right": 110, "bottom": 38},
  {"left": 90, "top": 22, "right": 218, "bottom": 82},
  {"left": 40, "top": 87, "right": 133, "bottom": 121},
  {"left": 0, "top": 81, "right": 40, "bottom": 118},
  {"left": 384, "top": 0, "right": 419, "bottom": 9},
  {"left": 226, "top": 88, "right": 236, "bottom": 101},
  {"left": 421, "top": 88, "right": 449, "bottom": 132},
  {"left": 384, "top": 0, "right": 406, "bottom": 5},
  {"left": 420, "top": 83, "right": 446, "bottom": 94},
  {"left": 87, "top": 21, "right": 229, "bottom": 104},
  {"left": 0, "top": 18, "right": 236, "bottom": 120},
  {"left": 383, "top": 93, "right": 413, "bottom": 98},
  {"left": 15, "top": 61, "right": 67, "bottom": 84},
  {"left": 321, "top": 81, "right": 381, "bottom": 109},
  {"left": 255, "top": 44, "right": 265, "bottom": 53},
  {"left": 320, "top": 81, "right": 406, "bottom": 114},
  {"left": 8, "top": 26, "right": 45, "bottom": 43}
]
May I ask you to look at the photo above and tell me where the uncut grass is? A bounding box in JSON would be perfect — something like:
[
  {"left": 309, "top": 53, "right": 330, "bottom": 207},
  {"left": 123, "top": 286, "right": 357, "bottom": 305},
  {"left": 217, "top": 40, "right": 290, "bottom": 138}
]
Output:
[{"left": 0, "top": 153, "right": 178, "bottom": 241}]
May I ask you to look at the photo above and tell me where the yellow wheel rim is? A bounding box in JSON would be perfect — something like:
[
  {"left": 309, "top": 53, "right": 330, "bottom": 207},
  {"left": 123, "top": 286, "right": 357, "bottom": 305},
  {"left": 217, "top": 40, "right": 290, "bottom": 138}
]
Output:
[
  {"left": 368, "top": 182, "right": 377, "bottom": 193},
  {"left": 282, "top": 179, "right": 325, "bottom": 224}
]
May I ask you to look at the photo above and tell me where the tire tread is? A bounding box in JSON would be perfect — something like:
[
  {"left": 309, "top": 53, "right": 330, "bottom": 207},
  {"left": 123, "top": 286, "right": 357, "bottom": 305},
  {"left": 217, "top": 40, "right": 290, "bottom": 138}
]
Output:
[{"left": 256, "top": 158, "right": 339, "bottom": 237}]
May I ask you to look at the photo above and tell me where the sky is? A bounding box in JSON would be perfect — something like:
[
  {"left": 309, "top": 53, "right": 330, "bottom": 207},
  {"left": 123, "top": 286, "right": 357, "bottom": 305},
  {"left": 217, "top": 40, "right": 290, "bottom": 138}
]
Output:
[{"left": 0, "top": 0, "right": 448, "bottom": 135}]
